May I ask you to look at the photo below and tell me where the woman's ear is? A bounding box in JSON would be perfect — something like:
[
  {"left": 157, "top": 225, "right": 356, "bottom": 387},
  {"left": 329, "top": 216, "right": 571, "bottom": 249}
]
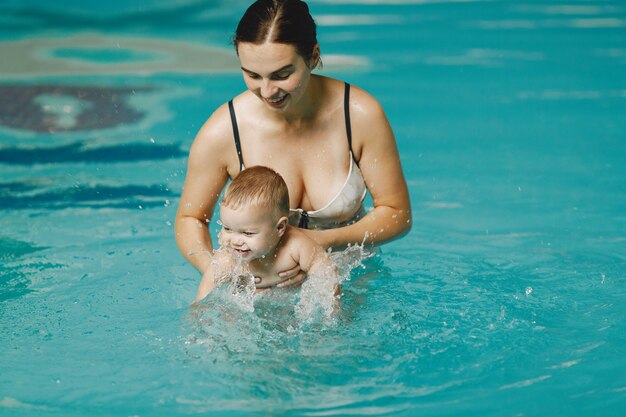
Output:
[
  {"left": 276, "top": 216, "right": 288, "bottom": 237},
  {"left": 310, "top": 44, "right": 321, "bottom": 69}
]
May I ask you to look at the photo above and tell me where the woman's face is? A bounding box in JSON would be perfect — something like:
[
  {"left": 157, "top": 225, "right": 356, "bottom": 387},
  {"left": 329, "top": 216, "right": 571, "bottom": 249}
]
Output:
[{"left": 237, "top": 42, "right": 315, "bottom": 111}]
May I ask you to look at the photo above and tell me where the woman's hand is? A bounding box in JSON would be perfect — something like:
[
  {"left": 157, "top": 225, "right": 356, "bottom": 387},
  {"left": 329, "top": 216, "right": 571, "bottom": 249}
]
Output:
[{"left": 276, "top": 265, "right": 307, "bottom": 288}]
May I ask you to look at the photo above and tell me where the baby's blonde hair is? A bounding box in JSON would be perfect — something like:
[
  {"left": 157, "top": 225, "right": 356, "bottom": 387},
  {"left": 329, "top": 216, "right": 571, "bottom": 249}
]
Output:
[{"left": 222, "top": 166, "right": 290, "bottom": 219}]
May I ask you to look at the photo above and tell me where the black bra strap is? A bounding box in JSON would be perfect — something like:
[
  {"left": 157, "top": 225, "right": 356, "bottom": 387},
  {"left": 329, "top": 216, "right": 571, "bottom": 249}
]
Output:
[
  {"left": 344, "top": 82, "right": 353, "bottom": 153},
  {"left": 228, "top": 100, "right": 244, "bottom": 171}
]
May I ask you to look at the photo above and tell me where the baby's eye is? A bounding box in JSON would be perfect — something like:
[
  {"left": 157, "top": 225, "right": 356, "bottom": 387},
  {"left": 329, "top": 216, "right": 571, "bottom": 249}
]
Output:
[{"left": 243, "top": 232, "right": 255, "bottom": 236}]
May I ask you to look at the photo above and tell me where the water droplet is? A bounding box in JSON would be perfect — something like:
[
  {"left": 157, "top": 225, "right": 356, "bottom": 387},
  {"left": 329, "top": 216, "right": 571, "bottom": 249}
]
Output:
[
  {"left": 150, "top": 137, "right": 155, "bottom": 143},
  {"left": 525, "top": 287, "right": 533, "bottom": 296},
  {"left": 164, "top": 199, "right": 170, "bottom": 207}
]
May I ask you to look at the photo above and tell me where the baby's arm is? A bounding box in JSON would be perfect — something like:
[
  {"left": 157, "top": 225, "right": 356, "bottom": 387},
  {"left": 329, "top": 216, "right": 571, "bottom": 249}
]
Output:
[
  {"left": 195, "top": 264, "right": 216, "bottom": 303},
  {"left": 297, "top": 236, "right": 339, "bottom": 285},
  {"left": 194, "top": 250, "right": 232, "bottom": 302},
  {"left": 293, "top": 235, "right": 342, "bottom": 304}
]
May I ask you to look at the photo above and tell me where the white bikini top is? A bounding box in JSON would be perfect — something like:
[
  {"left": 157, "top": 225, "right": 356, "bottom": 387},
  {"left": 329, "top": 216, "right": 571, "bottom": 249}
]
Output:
[
  {"left": 227, "top": 83, "right": 367, "bottom": 230},
  {"left": 287, "top": 153, "right": 366, "bottom": 230}
]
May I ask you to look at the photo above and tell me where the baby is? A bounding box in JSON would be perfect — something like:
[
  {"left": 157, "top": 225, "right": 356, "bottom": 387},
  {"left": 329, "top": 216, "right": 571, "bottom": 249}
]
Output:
[{"left": 195, "top": 165, "right": 337, "bottom": 302}]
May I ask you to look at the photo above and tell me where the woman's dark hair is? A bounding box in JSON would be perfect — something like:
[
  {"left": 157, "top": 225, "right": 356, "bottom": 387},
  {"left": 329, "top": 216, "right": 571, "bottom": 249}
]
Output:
[{"left": 234, "top": 0, "right": 318, "bottom": 63}]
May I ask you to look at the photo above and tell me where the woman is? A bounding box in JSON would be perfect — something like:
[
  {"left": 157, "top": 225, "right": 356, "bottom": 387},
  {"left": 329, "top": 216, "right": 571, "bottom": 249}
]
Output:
[{"left": 175, "top": 0, "right": 411, "bottom": 287}]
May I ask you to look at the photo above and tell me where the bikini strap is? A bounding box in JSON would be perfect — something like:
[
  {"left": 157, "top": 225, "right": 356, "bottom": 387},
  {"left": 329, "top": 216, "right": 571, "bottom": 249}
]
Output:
[
  {"left": 228, "top": 99, "right": 244, "bottom": 171},
  {"left": 344, "top": 82, "right": 353, "bottom": 153}
]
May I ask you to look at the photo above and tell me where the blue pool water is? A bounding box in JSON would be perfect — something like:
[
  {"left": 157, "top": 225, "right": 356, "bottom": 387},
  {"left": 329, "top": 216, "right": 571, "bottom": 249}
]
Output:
[{"left": 2, "top": 0, "right": 626, "bottom": 416}]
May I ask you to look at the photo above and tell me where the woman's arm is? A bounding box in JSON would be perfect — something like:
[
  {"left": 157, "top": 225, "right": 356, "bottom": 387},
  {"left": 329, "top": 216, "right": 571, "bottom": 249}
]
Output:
[
  {"left": 175, "top": 104, "right": 235, "bottom": 274},
  {"left": 307, "top": 86, "right": 412, "bottom": 249}
]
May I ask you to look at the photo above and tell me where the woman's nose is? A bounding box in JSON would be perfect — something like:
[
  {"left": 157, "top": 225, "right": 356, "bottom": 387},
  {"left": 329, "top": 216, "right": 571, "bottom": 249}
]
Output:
[{"left": 260, "top": 79, "right": 277, "bottom": 98}]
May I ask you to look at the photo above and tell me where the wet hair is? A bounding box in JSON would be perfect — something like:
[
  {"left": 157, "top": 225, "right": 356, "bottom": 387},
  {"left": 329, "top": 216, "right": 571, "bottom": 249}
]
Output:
[
  {"left": 233, "top": 0, "right": 319, "bottom": 63},
  {"left": 222, "top": 166, "right": 290, "bottom": 219}
]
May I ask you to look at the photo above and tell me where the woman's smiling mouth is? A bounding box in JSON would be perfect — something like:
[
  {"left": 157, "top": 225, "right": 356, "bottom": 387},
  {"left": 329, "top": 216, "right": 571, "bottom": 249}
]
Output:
[{"left": 265, "top": 94, "right": 288, "bottom": 107}]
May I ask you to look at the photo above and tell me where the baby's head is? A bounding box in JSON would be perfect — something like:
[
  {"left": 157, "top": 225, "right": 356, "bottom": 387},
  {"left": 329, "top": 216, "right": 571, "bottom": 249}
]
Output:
[
  {"left": 219, "top": 166, "right": 290, "bottom": 260},
  {"left": 222, "top": 166, "right": 289, "bottom": 220}
]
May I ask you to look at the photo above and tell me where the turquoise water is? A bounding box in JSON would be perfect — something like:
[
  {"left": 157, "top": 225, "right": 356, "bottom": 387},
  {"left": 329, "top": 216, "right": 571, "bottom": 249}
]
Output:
[{"left": 2, "top": 0, "right": 626, "bottom": 416}]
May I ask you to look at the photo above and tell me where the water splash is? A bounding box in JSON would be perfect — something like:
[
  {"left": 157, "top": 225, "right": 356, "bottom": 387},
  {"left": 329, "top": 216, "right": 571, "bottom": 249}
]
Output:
[
  {"left": 212, "top": 251, "right": 256, "bottom": 313},
  {"left": 185, "top": 244, "right": 373, "bottom": 355},
  {"left": 296, "top": 244, "right": 373, "bottom": 326},
  {"left": 294, "top": 260, "right": 339, "bottom": 325}
]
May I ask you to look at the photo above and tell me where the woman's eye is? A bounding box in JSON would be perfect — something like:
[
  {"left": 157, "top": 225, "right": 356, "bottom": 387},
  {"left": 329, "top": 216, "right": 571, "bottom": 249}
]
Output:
[
  {"left": 246, "top": 72, "right": 260, "bottom": 79},
  {"left": 273, "top": 73, "right": 290, "bottom": 80}
]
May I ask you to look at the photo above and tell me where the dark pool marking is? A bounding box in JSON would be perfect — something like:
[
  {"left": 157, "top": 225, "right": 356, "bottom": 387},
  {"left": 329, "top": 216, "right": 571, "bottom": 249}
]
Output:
[
  {"left": 0, "top": 182, "right": 177, "bottom": 211},
  {"left": 0, "top": 237, "right": 52, "bottom": 302},
  {"left": 0, "top": 85, "right": 152, "bottom": 133},
  {"left": 0, "top": 141, "right": 186, "bottom": 165}
]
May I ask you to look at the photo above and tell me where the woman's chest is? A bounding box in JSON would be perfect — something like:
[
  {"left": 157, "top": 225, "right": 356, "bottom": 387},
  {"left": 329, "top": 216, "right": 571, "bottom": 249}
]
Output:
[{"left": 239, "top": 127, "right": 352, "bottom": 210}]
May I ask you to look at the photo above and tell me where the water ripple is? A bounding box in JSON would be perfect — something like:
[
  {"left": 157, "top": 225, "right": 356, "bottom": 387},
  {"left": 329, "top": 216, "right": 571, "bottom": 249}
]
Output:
[
  {"left": 0, "top": 181, "right": 175, "bottom": 210},
  {"left": 0, "top": 141, "right": 186, "bottom": 164}
]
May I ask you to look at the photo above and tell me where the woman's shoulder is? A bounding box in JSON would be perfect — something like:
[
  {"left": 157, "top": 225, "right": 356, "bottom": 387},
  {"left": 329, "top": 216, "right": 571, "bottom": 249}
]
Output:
[
  {"left": 316, "top": 75, "right": 384, "bottom": 116},
  {"left": 342, "top": 82, "right": 393, "bottom": 157},
  {"left": 188, "top": 99, "right": 245, "bottom": 169},
  {"left": 192, "top": 103, "right": 232, "bottom": 148},
  {"left": 313, "top": 75, "right": 383, "bottom": 116},
  {"left": 194, "top": 89, "right": 255, "bottom": 139},
  {"left": 346, "top": 82, "right": 385, "bottom": 117}
]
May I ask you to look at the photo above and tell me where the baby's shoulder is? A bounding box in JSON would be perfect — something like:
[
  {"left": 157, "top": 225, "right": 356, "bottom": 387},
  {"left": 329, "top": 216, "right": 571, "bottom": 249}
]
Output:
[{"left": 280, "top": 227, "right": 319, "bottom": 261}]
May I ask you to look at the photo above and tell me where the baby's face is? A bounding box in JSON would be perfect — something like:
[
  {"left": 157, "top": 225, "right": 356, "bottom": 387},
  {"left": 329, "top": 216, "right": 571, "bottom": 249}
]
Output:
[{"left": 219, "top": 203, "right": 283, "bottom": 261}]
